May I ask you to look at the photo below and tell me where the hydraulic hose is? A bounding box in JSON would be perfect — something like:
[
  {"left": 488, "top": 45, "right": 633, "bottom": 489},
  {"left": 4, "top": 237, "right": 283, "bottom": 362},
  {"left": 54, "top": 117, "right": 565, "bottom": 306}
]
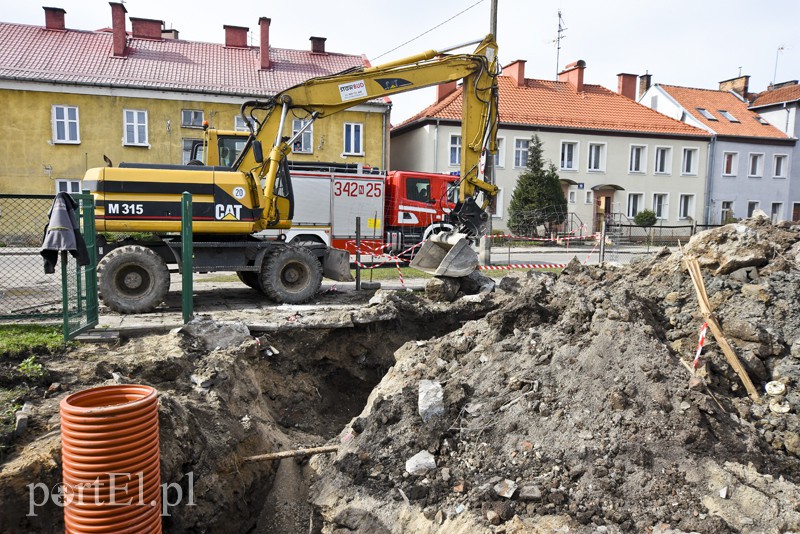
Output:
[{"left": 60, "top": 384, "right": 162, "bottom": 534}]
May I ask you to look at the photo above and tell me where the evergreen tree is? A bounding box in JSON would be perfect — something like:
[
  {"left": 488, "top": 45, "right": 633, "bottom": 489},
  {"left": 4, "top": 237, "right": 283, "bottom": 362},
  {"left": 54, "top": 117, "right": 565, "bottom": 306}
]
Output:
[{"left": 507, "top": 134, "right": 567, "bottom": 235}]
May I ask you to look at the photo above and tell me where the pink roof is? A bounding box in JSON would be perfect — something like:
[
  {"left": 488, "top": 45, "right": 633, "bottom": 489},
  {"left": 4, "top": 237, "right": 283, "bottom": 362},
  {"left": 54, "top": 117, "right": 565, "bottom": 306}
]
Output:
[
  {"left": 396, "top": 76, "right": 710, "bottom": 138},
  {"left": 0, "top": 22, "right": 367, "bottom": 96}
]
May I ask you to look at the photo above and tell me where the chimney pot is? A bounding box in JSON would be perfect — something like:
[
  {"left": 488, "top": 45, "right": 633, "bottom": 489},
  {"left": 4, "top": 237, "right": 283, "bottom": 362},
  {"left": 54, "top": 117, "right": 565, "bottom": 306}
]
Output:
[
  {"left": 638, "top": 73, "right": 652, "bottom": 99},
  {"left": 310, "top": 36, "right": 327, "bottom": 54},
  {"left": 502, "top": 60, "right": 526, "bottom": 87},
  {"left": 43, "top": 7, "right": 66, "bottom": 31},
  {"left": 558, "top": 60, "right": 586, "bottom": 92},
  {"left": 259, "top": 17, "right": 270, "bottom": 69},
  {"left": 109, "top": 2, "right": 127, "bottom": 57},
  {"left": 130, "top": 17, "right": 164, "bottom": 40},
  {"left": 161, "top": 28, "right": 179, "bottom": 40},
  {"left": 223, "top": 25, "right": 249, "bottom": 48},
  {"left": 617, "top": 73, "right": 637, "bottom": 100}
]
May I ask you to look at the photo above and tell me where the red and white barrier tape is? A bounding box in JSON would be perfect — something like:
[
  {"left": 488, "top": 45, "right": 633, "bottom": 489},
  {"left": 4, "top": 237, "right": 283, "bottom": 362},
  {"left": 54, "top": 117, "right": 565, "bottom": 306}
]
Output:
[
  {"left": 693, "top": 322, "right": 708, "bottom": 369},
  {"left": 478, "top": 263, "right": 567, "bottom": 271},
  {"left": 583, "top": 240, "right": 600, "bottom": 264},
  {"left": 489, "top": 232, "right": 598, "bottom": 243}
]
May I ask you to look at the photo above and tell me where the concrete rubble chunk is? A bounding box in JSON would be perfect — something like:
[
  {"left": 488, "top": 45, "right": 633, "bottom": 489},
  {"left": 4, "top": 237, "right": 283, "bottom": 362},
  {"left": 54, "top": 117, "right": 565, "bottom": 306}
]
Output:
[
  {"left": 418, "top": 380, "right": 445, "bottom": 422},
  {"left": 178, "top": 315, "right": 251, "bottom": 351},
  {"left": 405, "top": 450, "right": 436, "bottom": 475},
  {"left": 493, "top": 478, "right": 517, "bottom": 499}
]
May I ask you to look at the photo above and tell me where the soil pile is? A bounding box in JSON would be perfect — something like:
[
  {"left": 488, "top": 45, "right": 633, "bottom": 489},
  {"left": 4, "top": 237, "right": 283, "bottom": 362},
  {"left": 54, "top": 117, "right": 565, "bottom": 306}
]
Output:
[{"left": 311, "top": 217, "right": 800, "bottom": 533}]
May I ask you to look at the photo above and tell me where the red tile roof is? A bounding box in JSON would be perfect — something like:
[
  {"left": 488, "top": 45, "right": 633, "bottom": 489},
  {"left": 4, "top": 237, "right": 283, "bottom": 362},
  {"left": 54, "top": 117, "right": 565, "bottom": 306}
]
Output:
[
  {"left": 396, "top": 76, "right": 710, "bottom": 138},
  {"left": 0, "top": 22, "right": 367, "bottom": 96},
  {"left": 658, "top": 84, "right": 790, "bottom": 139},
  {"left": 750, "top": 83, "right": 800, "bottom": 108}
]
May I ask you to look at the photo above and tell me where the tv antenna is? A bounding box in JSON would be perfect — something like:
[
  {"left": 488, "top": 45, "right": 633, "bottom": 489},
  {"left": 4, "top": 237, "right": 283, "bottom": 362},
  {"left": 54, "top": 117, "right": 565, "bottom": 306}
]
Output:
[
  {"left": 555, "top": 10, "right": 567, "bottom": 77},
  {"left": 773, "top": 45, "right": 785, "bottom": 85}
]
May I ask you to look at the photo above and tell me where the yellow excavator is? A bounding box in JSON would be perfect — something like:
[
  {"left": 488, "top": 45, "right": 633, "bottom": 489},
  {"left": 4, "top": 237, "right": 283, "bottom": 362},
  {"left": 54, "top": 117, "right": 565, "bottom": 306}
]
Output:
[{"left": 85, "top": 35, "right": 500, "bottom": 313}]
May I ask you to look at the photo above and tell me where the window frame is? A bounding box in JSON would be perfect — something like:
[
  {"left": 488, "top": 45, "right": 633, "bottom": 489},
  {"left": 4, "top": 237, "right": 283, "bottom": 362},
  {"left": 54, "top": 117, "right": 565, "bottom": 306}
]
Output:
[
  {"left": 181, "top": 109, "right": 204, "bottom": 129},
  {"left": 559, "top": 140, "right": 579, "bottom": 171},
  {"left": 697, "top": 108, "right": 718, "bottom": 121},
  {"left": 652, "top": 193, "right": 669, "bottom": 220},
  {"left": 585, "top": 190, "right": 594, "bottom": 205},
  {"left": 52, "top": 105, "right": 80, "bottom": 144},
  {"left": 678, "top": 194, "right": 695, "bottom": 220},
  {"left": 343, "top": 122, "right": 364, "bottom": 156},
  {"left": 773, "top": 154, "right": 788, "bottom": 178},
  {"left": 568, "top": 190, "right": 576, "bottom": 204},
  {"left": 720, "top": 201, "right": 734, "bottom": 224},
  {"left": 681, "top": 147, "right": 698, "bottom": 176},
  {"left": 449, "top": 134, "right": 462, "bottom": 166},
  {"left": 747, "top": 200, "right": 760, "bottom": 218},
  {"left": 748, "top": 152, "right": 764, "bottom": 178},
  {"left": 123, "top": 109, "right": 149, "bottom": 147},
  {"left": 234, "top": 115, "right": 253, "bottom": 132},
  {"left": 629, "top": 144, "right": 646, "bottom": 174},
  {"left": 587, "top": 142, "right": 606, "bottom": 172},
  {"left": 770, "top": 202, "right": 783, "bottom": 223},
  {"left": 626, "top": 192, "right": 644, "bottom": 218},
  {"left": 718, "top": 110, "right": 739, "bottom": 122},
  {"left": 513, "top": 138, "right": 530, "bottom": 168},
  {"left": 182, "top": 138, "right": 201, "bottom": 164},
  {"left": 55, "top": 179, "right": 82, "bottom": 194},
  {"left": 291, "top": 118, "right": 314, "bottom": 154},
  {"left": 654, "top": 146, "right": 672, "bottom": 174},
  {"left": 491, "top": 187, "right": 504, "bottom": 219},
  {"left": 493, "top": 137, "right": 505, "bottom": 168},
  {"left": 722, "top": 152, "right": 738, "bottom": 177}
]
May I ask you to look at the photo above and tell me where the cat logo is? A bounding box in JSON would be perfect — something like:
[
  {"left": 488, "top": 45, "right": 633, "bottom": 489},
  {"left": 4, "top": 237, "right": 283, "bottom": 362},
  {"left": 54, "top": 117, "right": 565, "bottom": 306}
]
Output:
[{"left": 215, "top": 204, "right": 242, "bottom": 220}]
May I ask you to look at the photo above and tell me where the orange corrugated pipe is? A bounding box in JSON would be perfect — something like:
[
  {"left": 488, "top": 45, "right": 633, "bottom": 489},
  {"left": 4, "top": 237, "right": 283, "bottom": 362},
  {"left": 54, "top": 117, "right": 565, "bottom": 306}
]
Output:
[{"left": 60, "top": 384, "right": 162, "bottom": 534}]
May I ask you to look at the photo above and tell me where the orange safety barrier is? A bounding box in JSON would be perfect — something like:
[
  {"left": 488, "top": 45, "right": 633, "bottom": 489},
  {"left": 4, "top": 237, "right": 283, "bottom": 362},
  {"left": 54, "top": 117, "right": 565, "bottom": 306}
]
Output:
[{"left": 60, "top": 384, "right": 161, "bottom": 534}]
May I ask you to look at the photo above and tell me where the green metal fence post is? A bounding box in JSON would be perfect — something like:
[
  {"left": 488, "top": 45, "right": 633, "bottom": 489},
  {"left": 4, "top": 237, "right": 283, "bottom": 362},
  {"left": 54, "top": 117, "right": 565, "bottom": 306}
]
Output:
[
  {"left": 82, "top": 191, "right": 99, "bottom": 325},
  {"left": 181, "top": 192, "right": 194, "bottom": 323}
]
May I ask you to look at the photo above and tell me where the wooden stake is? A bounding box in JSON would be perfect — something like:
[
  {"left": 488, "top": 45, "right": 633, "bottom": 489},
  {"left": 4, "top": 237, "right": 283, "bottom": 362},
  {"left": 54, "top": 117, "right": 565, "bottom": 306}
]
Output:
[
  {"left": 242, "top": 445, "right": 339, "bottom": 463},
  {"left": 684, "top": 258, "right": 761, "bottom": 402}
]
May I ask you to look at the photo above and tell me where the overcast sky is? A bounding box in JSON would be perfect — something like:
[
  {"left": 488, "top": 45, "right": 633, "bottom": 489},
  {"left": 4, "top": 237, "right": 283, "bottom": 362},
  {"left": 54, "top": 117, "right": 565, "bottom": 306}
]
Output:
[{"left": 6, "top": 0, "right": 800, "bottom": 123}]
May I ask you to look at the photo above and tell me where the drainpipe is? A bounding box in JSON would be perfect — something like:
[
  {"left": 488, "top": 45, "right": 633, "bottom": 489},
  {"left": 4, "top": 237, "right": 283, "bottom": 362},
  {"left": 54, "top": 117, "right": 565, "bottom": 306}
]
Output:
[
  {"left": 704, "top": 135, "right": 716, "bottom": 225},
  {"left": 382, "top": 105, "right": 389, "bottom": 171},
  {"left": 433, "top": 119, "right": 440, "bottom": 173}
]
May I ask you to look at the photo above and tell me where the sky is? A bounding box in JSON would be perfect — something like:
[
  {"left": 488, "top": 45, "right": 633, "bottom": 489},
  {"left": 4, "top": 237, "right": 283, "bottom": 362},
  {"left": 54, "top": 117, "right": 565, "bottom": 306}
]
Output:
[{"left": 5, "top": 0, "right": 800, "bottom": 123}]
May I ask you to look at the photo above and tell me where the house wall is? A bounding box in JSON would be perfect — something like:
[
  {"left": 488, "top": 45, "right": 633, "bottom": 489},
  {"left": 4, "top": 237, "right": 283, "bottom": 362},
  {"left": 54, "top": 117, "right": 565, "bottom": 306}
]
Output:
[
  {"left": 0, "top": 84, "right": 389, "bottom": 195},
  {"left": 756, "top": 102, "right": 800, "bottom": 220}
]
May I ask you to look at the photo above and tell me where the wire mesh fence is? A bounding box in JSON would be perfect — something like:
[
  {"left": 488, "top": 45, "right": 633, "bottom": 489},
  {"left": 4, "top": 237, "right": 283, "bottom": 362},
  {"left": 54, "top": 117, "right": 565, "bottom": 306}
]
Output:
[{"left": 602, "top": 223, "right": 695, "bottom": 265}]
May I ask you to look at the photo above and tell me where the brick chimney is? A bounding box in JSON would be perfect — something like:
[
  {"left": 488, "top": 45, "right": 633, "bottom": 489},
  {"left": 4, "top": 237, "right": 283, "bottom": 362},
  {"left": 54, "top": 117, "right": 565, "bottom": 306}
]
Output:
[
  {"left": 43, "top": 7, "right": 66, "bottom": 31},
  {"left": 638, "top": 73, "right": 652, "bottom": 98},
  {"left": 719, "top": 75, "right": 750, "bottom": 99},
  {"left": 161, "top": 28, "right": 179, "bottom": 39},
  {"left": 130, "top": 17, "right": 163, "bottom": 40},
  {"left": 436, "top": 81, "right": 458, "bottom": 102},
  {"left": 558, "top": 60, "right": 586, "bottom": 92},
  {"left": 224, "top": 25, "right": 248, "bottom": 48},
  {"left": 109, "top": 2, "right": 127, "bottom": 57},
  {"left": 502, "top": 60, "right": 526, "bottom": 87},
  {"left": 617, "top": 73, "right": 637, "bottom": 100},
  {"left": 310, "top": 36, "right": 327, "bottom": 54},
  {"left": 259, "top": 17, "right": 270, "bottom": 69}
]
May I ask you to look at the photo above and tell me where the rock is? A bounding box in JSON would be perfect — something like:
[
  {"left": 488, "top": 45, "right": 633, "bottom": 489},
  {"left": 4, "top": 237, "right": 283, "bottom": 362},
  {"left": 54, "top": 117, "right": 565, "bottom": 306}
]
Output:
[
  {"left": 178, "top": 315, "right": 251, "bottom": 351},
  {"left": 405, "top": 451, "right": 436, "bottom": 475},
  {"left": 493, "top": 479, "right": 517, "bottom": 499},
  {"left": 487, "top": 510, "right": 501, "bottom": 525},
  {"left": 418, "top": 380, "right": 445, "bottom": 422},
  {"left": 518, "top": 485, "right": 542, "bottom": 501},
  {"left": 459, "top": 270, "right": 496, "bottom": 295},
  {"left": 784, "top": 432, "right": 800, "bottom": 456},
  {"left": 440, "top": 467, "right": 451, "bottom": 483},
  {"left": 452, "top": 480, "right": 466, "bottom": 493},
  {"left": 741, "top": 284, "right": 770, "bottom": 303},
  {"left": 728, "top": 266, "right": 759, "bottom": 284},
  {"left": 425, "top": 276, "right": 460, "bottom": 302},
  {"left": 719, "top": 486, "right": 728, "bottom": 499}
]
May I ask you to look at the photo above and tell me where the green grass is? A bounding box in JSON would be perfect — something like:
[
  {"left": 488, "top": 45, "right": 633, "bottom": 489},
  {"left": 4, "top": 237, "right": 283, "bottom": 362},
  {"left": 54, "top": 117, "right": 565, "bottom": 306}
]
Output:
[{"left": 0, "top": 325, "right": 63, "bottom": 358}]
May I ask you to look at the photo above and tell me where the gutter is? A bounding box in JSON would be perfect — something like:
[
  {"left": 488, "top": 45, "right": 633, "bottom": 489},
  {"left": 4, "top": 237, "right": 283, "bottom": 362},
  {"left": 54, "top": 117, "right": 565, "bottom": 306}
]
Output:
[
  {"left": 433, "top": 118, "right": 440, "bottom": 173},
  {"left": 704, "top": 135, "right": 717, "bottom": 225}
]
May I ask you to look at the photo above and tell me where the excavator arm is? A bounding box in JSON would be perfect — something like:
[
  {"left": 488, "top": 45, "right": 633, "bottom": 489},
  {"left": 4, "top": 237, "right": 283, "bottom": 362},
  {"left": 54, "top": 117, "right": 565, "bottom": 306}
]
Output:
[{"left": 233, "top": 35, "right": 500, "bottom": 237}]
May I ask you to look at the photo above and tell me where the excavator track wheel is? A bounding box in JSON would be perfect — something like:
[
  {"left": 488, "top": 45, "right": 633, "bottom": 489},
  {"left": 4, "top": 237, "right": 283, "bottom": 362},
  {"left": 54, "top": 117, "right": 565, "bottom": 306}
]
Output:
[
  {"left": 260, "top": 246, "right": 322, "bottom": 304},
  {"left": 97, "top": 245, "right": 170, "bottom": 314}
]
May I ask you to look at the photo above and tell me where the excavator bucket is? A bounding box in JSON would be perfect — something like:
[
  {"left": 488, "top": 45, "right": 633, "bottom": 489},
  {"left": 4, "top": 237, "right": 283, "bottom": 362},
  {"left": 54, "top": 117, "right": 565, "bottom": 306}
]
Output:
[{"left": 409, "top": 232, "right": 479, "bottom": 277}]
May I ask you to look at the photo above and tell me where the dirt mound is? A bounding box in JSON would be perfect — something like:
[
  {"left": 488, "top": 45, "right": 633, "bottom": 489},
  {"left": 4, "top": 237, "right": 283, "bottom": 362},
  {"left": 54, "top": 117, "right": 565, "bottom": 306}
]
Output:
[{"left": 311, "top": 219, "right": 800, "bottom": 533}]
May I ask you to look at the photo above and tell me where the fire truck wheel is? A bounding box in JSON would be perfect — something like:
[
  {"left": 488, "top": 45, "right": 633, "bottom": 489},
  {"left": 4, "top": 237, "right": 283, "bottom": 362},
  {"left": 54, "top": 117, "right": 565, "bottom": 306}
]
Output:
[
  {"left": 261, "top": 246, "right": 322, "bottom": 304},
  {"left": 98, "top": 245, "right": 170, "bottom": 314},
  {"left": 236, "top": 271, "right": 261, "bottom": 290}
]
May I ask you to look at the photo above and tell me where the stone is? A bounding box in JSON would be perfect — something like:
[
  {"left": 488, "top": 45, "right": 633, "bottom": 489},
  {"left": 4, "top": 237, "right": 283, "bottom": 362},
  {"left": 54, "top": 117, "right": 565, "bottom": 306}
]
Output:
[
  {"left": 487, "top": 510, "right": 501, "bottom": 525},
  {"left": 425, "top": 276, "right": 460, "bottom": 302},
  {"left": 405, "top": 451, "right": 436, "bottom": 475},
  {"left": 518, "top": 485, "right": 542, "bottom": 501},
  {"left": 784, "top": 432, "right": 800, "bottom": 456},
  {"left": 418, "top": 380, "right": 445, "bottom": 422},
  {"left": 741, "top": 284, "right": 770, "bottom": 303},
  {"left": 719, "top": 486, "right": 728, "bottom": 499},
  {"left": 178, "top": 315, "right": 251, "bottom": 351},
  {"left": 440, "top": 467, "right": 451, "bottom": 483},
  {"left": 452, "top": 480, "right": 466, "bottom": 493},
  {"left": 493, "top": 479, "right": 517, "bottom": 499}
]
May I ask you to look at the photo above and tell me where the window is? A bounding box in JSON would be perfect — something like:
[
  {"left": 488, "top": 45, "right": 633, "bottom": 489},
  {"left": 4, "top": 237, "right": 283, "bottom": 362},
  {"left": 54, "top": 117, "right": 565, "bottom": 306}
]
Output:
[
  {"left": 747, "top": 201, "right": 759, "bottom": 217},
  {"left": 514, "top": 138, "right": 529, "bottom": 167},
  {"left": 343, "top": 123, "right": 363, "bottom": 155},
  {"left": 718, "top": 110, "right": 739, "bottom": 122},
  {"left": 652, "top": 193, "right": 668, "bottom": 219},
  {"left": 181, "top": 110, "right": 204, "bottom": 128},
  {"left": 234, "top": 116, "right": 253, "bottom": 132},
  {"left": 55, "top": 179, "right": 81, "bottom": 194},
  {"left": 123, "top": 109, "right": 148, "bottom": 146},
  {"left": 774, "top": 155, "right": 788, "bottom": 178},
  {"left": 585, "top": 190, "right": 593, "bottom": 204},
  {"left": 449, "top": 135, "right": 461, "bottom": 166},
  {"left": 493, "top": 138, "right": 505, "bottom": 168},
  {"left": 771, "top": 202, "right": 783, "bottom": 223},
  {"left": 627, "top": 193, "right": 644, "bottom": 217},
  {"left": 681, "top": 148, "right": 698, "bottom": 175},
  {"left": 697, "top": 108, "right": 717, "bottom": 121},
  {"left": 492, "top": 187, "right": 504, "bottom": 219},
  {"left": 568, "top": 191, "right": 576, "bottom": 204},
  {"left": 755, "top": 115, "right": 770, "bottom": 125},
  {"left": 629, "top": 145, "right": 646, "bottom": 173},
  {"left": 291, "top": 119, "right": 313, "bottom": 153},
  {"left": 588, "top": 143, "right": 605, "bottom": 171},
  {"left": 560, "top": 141, "right": 578, "bottom": 170},
  {"left": 748, "top": 153, "right": 764, "bottom": 177},
  {"left": 722, "top": 152, "right": 738, "bottom": 176},
  {"left": 406, "top": 177, "right": 431, "bottom": 202},
  {"left": 720, "top": 201, "right": 734, "bottom": 224},
  {"left": 182, "top": 138, "right": 200, "bottom": 164},
  {"left": 679, "top": 194, "right": 695, "bottom": 219},
  {"left": 655, "top": 147, "right": 671, "bottom": 174},
  {"left": 52, "top": 105, "right": 80, "bottom": 143}
]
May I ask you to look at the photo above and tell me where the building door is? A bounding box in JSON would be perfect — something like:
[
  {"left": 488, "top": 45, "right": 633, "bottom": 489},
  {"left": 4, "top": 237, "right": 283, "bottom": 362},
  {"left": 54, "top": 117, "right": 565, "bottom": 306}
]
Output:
[
  {"left": 793, "top": 203, "right": 800, "bottom": 222},
  {"left": 594, "top": 194, "right": 613, "bottom": 232}
]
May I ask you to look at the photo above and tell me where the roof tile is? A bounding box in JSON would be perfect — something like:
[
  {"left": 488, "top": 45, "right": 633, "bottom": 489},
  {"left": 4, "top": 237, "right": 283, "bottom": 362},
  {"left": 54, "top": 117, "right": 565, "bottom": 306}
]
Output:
[{"left": 750, "top": 83, "right": 800, "bottom": 108}]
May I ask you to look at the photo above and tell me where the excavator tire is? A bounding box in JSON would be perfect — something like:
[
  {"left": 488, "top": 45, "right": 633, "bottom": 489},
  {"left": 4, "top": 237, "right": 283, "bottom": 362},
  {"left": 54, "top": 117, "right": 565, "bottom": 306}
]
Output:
[
  {"left": 98, "top": 245, "right": 170, "bottom": 314},
  {"left": 260, "top": 246, "right": 322, "bottom": 304},
  {"left": 236, "top": 271, "right": 261, "bottom": 290}
]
